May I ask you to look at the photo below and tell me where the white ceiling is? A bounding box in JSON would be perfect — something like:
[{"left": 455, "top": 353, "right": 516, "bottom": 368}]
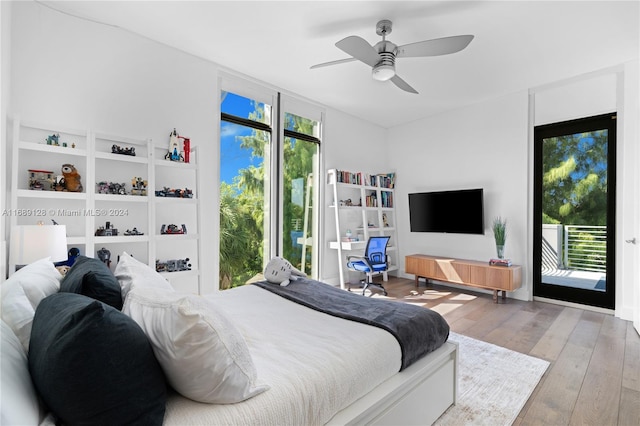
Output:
[{"left": 43, "top": 1, "right": 639, "bottom": 128}]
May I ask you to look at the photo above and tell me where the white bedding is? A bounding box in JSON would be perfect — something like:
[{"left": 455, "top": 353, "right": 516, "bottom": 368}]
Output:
[{"left": 163, "top": 284, "right": 401, "bottom": 425}]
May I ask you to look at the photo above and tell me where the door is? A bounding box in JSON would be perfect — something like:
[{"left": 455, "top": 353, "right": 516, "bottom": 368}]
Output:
[{"left": 533, "top": 113, "right": 616, "bottom": 309}]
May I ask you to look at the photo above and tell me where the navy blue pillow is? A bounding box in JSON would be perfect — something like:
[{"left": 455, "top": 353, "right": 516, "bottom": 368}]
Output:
[
  {"left": 60, "top": 255, "right": 123, "bottom": 310},
  {"left": 28, "top": 293, "right": 166, "bottom": 425}
]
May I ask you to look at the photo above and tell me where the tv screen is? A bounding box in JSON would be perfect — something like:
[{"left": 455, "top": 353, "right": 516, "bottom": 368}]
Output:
[{"left": 409, "top": 188, "right": 484, "bottom": 234}]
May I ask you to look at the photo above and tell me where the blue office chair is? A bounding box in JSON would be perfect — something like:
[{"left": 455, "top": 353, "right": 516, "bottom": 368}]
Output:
[{"left": 347, "top": 236, "right": 390, "bottom": 296}]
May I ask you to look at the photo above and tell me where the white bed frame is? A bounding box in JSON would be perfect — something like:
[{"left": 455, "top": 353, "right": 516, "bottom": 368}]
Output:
[{"left": 327, "top": 341, "right": 458, "bottom": 425}]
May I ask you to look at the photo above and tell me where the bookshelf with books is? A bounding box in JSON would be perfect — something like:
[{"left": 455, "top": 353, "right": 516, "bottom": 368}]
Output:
[{"left": 327, "top": 169, "right": 398, "bottom": 289}]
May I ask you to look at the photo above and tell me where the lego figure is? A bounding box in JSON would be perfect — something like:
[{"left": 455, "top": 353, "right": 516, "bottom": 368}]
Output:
[
  {"left": 97, "top": 247, "right": 111, "bottom": 268},
  {"left": 165, "top": 128, "right": 184, "bottom": 162},
  {"left": 131, "top": 177, "right": 147, "bottom": 196}
]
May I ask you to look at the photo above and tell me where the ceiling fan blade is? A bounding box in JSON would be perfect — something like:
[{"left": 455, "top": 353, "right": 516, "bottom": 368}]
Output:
[
  {"left": 310, "top": 57, "right": 358, "bottom": 69},
  {"left": 390, "top": 75, "right": 419, "bottom": 94},
  {"left": 397, "top": 35, "right": 474, "bottom": 58},
  {"left": 335, "top": 35, "right": 380, "bottom": 67}
]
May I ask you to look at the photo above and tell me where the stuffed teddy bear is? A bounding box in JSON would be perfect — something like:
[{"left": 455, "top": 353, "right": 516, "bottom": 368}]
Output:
[
  {"left": 55, "top": 265, "right": 71, "bottom": 276},
  {"left": 59, "top": 164, "right": 83, "bottom": 192},
  {"left": 263, "top": 257, "right": 306, "bottom": 287}
]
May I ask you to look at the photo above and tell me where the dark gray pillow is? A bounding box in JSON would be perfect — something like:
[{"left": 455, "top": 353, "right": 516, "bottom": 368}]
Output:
[
  {"left": 28, "top": 293, "right": 166, "bottom": 425},
  {"left": 60, "top": 255, "right": 123, "bottom": 310}
]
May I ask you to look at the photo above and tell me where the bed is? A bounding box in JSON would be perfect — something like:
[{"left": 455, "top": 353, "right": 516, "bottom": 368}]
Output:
[{"left": 1, "top": 256, "right": 458, "bottom": 426}]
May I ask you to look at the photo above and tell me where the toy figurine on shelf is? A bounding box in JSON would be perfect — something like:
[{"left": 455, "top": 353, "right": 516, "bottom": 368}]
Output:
[
  {"left": 160, "top": 224, "right": 187, "bottom": 235},
  {"left": 154, "top": 187, "right": 194, "bottom": 198},
  {"left": 28, "top": 169, "right": 56, "bottom": 190},
  {"left": 58, "top": 164, "right": 83, "bottom": 192},
  {"left": 96, "top": 181, "right": 109, "bottom": 194},
  {"left": 383, "top": 213, "right": 390, "bottom": 227},
  {"left": 109, "top": 182, "right": 126, "bottom": 195},
  {"left": 174, "top": 188, "right": 193, "bottom": 198},
  {"left": 45, "top": 133, "right": 60, "bottom": 146},
  {"left": 155, "top": 260, "right": 167, "bottom": 272},
  {"left": 96, "top": 181, "right": 126, "bottom": 195},
  {"left": 165, "top": 128, "right": 185, "bottom": 162},
  {"left": 130, "top": 177, "right": 148, "bottom": 196},
  {"left": 124, "top": 228, "right": 144, "bottom": 236},
  {"left": 95, "top": 221, "right": 118, "bottom": 236},
  {"left": 97, "top": 247, "right": 111, "bottom": 268},
  {"left": 156, "top": 258, "right": 191, "bottom": 273},
  {"left": 112, "top": 144, "right": 136, "bottom": 156}
]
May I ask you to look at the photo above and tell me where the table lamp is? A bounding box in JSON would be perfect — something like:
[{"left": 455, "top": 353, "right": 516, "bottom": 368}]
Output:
[{"left": 9, "top": 225, "right": 68, "bottom": 274}]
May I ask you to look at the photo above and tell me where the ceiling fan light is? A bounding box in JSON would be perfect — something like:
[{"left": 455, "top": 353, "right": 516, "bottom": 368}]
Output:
[{"left": 372, "top": 64, "right": 395, "bottom": 81}]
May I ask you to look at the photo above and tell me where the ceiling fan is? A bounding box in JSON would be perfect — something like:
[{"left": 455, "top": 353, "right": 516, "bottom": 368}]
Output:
[{"left": 311, "top": 19, "right": 474, "bottom": 94}]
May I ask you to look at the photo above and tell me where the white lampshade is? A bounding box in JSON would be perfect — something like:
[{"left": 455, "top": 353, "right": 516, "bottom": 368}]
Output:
[
  {"left": 9, "top": 225, "right": 68, "bottom": 272},
  {"left": 372, "top": 64, "right": 395, "bottom": 81}
]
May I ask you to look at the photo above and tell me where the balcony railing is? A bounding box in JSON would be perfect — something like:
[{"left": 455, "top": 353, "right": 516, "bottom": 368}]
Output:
[{"left": 563, "top": 225, "right": 607, "bottom": 273}]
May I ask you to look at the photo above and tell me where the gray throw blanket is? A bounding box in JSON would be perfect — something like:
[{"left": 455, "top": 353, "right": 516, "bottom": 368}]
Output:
[{"left": 253, "top": 279, "right": 450, "bottom": 370}]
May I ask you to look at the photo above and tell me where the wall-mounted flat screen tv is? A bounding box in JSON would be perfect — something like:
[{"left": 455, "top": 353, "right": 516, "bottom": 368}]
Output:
[{"left": 409, "top": 188, "right": 484, "bottom": 234}]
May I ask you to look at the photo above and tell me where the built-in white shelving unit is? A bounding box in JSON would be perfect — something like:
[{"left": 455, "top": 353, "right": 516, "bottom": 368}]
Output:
[
  {"left": 327, "top": 168, "right": 398, "bottom": 289},
  {"left": 9, "top": 117, "right": 201, "bottom": 293},
  {"left": 152, "top": 142, "right": 200, "bottom": 293}
]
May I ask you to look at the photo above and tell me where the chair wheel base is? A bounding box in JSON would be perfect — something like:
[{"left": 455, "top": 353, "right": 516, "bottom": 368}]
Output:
[{"left": 361, "top": 282, "right": 388, "bottom": 297}]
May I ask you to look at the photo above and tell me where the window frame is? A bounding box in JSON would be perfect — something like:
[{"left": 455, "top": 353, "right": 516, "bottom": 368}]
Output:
[{"left": 218, "top": 75, "right": 324, "bottom": 288}]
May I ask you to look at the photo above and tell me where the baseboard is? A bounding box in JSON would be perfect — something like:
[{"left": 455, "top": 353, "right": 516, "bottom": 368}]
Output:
[{"left": 616, "top": 305, "right": 635, "bottom": 322}]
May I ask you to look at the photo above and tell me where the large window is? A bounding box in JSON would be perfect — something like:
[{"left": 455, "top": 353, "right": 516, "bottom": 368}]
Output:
[
  {"left": 219, "top": 86, "right": 321, "bottom": 289},
  {"left": 220, "top": 92, "right": 272, "bottom": 289},
  {"left": 282, "top": 112, "right": 320, "bottom": 277}
]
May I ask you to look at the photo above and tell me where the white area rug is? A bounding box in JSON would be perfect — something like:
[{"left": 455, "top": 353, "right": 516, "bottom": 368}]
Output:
[{"left": 434, "top": 332, "right": 549, "bottom": 426}]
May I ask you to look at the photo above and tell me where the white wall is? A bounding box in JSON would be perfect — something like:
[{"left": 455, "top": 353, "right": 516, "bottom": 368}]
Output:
[
  {"left": 321, "top": 108, "right": 387, "bottom": 284},
  {"left": 532, "top": 64, "right": 639, "bottom": 320},
  {"left": 389, "top": 63, "right": 639, "bottom": 316},
  {"left": 5, "top": 1, "right": 387, "bottom": 288},
  {"left": 388, "top": 91, "right": 530, "bottom": 300},
  {"left": 8, "top": 1, "right": 219, "bottom": 291}
]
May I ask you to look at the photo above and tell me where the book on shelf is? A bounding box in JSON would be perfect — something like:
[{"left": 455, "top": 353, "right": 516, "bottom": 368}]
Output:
[
  {"left": 489, "top": 258, "right": 512, "bottom": 267},
  {"left": 332, "top": 169, "right": 396, "bottom": 189},
  {"left": 380, "top": 190, "right": 393, "bottom": 208},
  {"left": 377, "top": 172, "right": 396, "bottom": 189},
  {"left": 335, "top": 170, "right": 362, "bottom": 185}
]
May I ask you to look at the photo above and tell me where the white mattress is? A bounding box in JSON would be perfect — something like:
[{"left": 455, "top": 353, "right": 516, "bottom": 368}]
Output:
[{"left": 163, "top": 284, "right": 401, "bottom": 425}]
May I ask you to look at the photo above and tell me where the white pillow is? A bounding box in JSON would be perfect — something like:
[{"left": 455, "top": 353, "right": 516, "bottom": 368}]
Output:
[
  {"left": 123, "top": 288, "right": 269, "bottom": 404},
  {"left": 0, "top": 320, "right": 44, "bottom": 425},
  {"left": 114, "top": 252, "right": 174, "bottom": 300},
  {"left": 0, "top": 258, "right": 61, "bottom": 351}
]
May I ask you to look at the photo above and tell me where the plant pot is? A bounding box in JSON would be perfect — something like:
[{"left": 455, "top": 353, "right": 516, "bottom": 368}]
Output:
[{"left": 496, "top": 244, "right": 505, "bottom": 259}]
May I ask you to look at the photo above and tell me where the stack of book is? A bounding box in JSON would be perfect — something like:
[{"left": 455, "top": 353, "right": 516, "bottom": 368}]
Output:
[
  {"left": 377, "top": 173, "right": 396, "bottom": 189},
  {"left": 341, "top": 236, "right": 359, "bottom": 242},
  {"left": 489, "top": 258, "right": 512, "bottom": 267}
]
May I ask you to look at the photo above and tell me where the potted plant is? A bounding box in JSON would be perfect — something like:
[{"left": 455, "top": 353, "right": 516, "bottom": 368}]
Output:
[{"left": 492, "top": 217, "right": 507, "bottom": 259}]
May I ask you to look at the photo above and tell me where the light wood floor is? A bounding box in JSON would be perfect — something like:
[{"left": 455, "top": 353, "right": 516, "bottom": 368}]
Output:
[{"left": 368, "top": 277, "right": 640, "bottom": 426}]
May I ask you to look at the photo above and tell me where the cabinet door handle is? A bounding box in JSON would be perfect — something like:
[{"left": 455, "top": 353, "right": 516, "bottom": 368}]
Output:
[{"left": 625, "top": 237, "right": 637, "bottom": 244}]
